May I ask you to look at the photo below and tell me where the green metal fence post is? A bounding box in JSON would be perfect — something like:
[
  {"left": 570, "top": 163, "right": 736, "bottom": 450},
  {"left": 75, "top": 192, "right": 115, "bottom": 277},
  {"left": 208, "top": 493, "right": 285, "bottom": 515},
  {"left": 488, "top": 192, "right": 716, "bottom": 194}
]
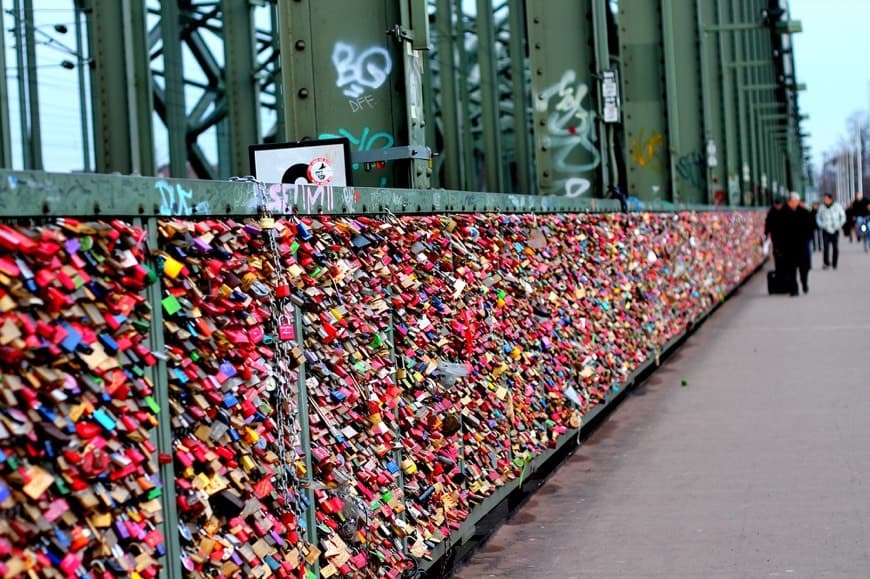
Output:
[
  {"left": 292, "top": 305, "right": 319, "bottom": 576},
  {"left": 143, "top": 217, "right": 183, "bottom": 579}
]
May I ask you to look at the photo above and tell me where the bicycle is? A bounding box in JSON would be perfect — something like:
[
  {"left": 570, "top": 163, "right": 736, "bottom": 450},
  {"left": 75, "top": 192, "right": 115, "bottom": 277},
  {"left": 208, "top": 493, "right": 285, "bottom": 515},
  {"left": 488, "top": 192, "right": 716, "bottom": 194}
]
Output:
[{"left": 858, "top": 216, "right": 870, "bottom": 253}]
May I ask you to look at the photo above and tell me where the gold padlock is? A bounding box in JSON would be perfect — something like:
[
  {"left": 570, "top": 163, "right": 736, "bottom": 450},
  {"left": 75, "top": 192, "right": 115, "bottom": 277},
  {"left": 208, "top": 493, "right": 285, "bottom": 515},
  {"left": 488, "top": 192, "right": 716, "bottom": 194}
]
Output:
[{"left": 259, "top": 216, "right": 276, "bottom": 229}]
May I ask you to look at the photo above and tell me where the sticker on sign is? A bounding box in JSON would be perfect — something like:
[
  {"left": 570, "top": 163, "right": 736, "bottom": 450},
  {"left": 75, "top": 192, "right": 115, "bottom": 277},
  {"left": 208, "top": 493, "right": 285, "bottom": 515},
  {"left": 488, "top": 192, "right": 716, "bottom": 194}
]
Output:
[{"left": 307, "top": 157, "right": 335, "bottom": 185}]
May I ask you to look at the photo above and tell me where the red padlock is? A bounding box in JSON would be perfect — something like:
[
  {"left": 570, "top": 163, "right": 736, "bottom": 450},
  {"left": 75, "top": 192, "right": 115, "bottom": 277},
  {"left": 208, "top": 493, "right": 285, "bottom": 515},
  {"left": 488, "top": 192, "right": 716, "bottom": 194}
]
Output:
[{"left": 275, "top": 283, "right": 291, "bottom": 299}]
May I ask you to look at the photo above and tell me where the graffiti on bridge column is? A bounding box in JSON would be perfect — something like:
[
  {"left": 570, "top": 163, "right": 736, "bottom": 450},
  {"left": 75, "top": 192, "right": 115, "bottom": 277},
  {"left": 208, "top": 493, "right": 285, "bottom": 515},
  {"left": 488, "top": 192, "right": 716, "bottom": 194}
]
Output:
[
  {"left": 675, "top": 151, "right": 705, "bottom": 190},
  {"left": 630, "top": 130, "right": 665, "bottom": 174},
  {"left": 536, "top": 70, "right": 601, "bottom": 197},
  {"left": 332, "top": 41, "right": 393, "bottom": 112},
  {"left": 319, "top": 128, "right": 396, "bottom": 188}
]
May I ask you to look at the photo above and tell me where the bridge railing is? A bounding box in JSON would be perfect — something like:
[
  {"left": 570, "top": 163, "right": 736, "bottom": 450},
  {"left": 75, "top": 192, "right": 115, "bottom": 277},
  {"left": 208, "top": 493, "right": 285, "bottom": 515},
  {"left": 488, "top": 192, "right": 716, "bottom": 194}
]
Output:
[{"left": 0, "top": 169, "right": 764, "bottom": 579}]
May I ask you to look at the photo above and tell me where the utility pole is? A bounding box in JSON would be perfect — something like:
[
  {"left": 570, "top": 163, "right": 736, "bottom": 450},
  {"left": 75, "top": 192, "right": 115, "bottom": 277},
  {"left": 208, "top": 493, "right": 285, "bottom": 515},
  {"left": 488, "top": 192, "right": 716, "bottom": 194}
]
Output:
[
  {"left": 12, "top": 0, "right": 30, "bottom": 168},
  {"left": 858, "top": 127, "right": 864, "bottom": 198},
  {"left": 73, "top": 2, "right": 91, "bottom": 172}
]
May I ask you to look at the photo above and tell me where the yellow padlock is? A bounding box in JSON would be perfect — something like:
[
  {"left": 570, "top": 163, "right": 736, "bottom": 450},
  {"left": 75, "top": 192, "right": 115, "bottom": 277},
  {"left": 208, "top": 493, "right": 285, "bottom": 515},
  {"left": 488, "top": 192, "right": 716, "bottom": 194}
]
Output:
[
  {"left": 259, "top": 216, "right": 275, "bottom": 229},
  {"left": 401, "top": 458, "right": 418, "bottom": 475},
  {"left": 162, "top": 255, "right": 184, "bottom": 279}
]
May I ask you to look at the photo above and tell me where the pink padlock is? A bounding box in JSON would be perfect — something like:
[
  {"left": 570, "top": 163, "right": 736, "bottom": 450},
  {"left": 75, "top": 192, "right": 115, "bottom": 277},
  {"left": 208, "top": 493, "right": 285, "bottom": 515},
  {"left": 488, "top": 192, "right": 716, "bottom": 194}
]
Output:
[
  {"left": 249, "top": 326, "right": 264, "bottom": 343},
  {"left": 277, "top": 315, "right": 295, "bottom": 341}
]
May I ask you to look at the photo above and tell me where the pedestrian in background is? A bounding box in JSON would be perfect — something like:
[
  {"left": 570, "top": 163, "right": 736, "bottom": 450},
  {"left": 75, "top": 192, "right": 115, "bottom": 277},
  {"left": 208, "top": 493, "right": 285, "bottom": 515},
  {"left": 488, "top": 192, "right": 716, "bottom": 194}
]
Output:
[
  {"left": 816, "top": 192, "right": 846, "bottom": 270},
  {"left": 779, "top": 193, "right": 814, "bottom": 296},
  {"left": 810, "top": 201, "right": 822, "bottom": 252},
  {"left": 765, "top": 195, "right": 785, "bottom": 275},
  {"left": 845, "top": 193, "right": 869, "bottom": 242}
]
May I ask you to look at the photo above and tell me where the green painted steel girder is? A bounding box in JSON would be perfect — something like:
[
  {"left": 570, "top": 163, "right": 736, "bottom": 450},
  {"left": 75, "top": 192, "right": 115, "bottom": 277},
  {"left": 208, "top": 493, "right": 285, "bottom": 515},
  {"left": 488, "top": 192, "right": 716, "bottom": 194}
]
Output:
[
  {"left": 705, "top": 21, "right": 764, "bottom": 32},
  {"left": 87, "top": 0, "right": 155, "bottom": 175},
  {"left": 278, "top": 0, "right": 428, "bottom": 188},
  {"left": 591, "top": 0, "right": 615, "bottom": 192},
  {"left": 221, "top": 0, "right": 261, "bottom": 178},
  {"left": 433, "top": 0, "right": 462, "bottom": 189},
  {"left": 619, "top": 0, "right": 671, "bottom": 201},
  {"left": 507, "top": 0, "right": 533, "bottom": 195},
  {"left": 726, "top": 59, "right": 772, "bottom": 67},
  {"left": 698, "top": 0, "right": 726, "bottom": 204},
  {"left": 716, "top": 0, "right": 740, "bottom": 206},
  {"left": 526, "top": 0, "right": 603, "bottom": 198},
  {"left": 526, "top": 0, "right": 609, "bottom": 196},
  {"left": 159, "top": 1, "right": 187, "bottom": 177},
  {"left": 475, "top": 0, "right": 505, "bottom": 193},
  {"left": 662, "top": 0, "right": 707, "bottom": 204}
]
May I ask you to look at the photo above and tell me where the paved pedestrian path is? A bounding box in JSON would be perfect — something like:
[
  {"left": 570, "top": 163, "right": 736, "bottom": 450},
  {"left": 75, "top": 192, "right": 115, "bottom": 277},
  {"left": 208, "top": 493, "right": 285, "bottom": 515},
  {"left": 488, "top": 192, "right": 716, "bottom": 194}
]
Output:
[{"left": 456, "top": 241, "right": 870, "bottom": 579}]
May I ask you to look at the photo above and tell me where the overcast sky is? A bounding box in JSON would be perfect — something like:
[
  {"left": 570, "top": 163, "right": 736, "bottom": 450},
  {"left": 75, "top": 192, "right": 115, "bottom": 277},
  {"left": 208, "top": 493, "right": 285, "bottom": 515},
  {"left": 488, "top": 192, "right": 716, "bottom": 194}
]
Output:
[
  {"left": 790, "top": 0, "right": 870, "bottom": 170},
  {"left": 3, "top": 0, "right": 868, "bottom": 176}
]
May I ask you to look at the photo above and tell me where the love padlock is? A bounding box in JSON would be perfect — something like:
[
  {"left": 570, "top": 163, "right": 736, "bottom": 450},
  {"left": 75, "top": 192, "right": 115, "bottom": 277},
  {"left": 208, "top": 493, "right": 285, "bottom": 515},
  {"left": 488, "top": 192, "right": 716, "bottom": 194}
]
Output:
[
  {"left": 275, "top": 283, "right": 291, "bottom": 299},
  {"left": 278, "top": 315, "right": 295, "bottom": 341}
]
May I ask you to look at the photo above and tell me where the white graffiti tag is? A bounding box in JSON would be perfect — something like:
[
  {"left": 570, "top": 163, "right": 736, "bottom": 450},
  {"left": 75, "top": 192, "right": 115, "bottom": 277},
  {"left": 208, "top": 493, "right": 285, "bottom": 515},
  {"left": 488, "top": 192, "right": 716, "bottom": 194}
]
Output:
[
  {"left": 332, "top": 42, "right": 393, "bottom": 98},
  {"left": 156, "top": 180, "right": 209, "bottom": 216},
  {"left": 565, "top": 177, "right": 591, "bottom": 198},
  {"left": 536, "top": 70, "right": 601, "bottom": 195}
]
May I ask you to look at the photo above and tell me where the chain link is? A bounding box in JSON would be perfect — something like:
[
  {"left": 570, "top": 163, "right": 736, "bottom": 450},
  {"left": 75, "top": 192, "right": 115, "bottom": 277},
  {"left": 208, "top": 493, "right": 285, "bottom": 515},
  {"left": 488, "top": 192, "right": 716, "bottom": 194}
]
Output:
[{"left": 233, "top": 176, "right": 310, "bottom": 522}]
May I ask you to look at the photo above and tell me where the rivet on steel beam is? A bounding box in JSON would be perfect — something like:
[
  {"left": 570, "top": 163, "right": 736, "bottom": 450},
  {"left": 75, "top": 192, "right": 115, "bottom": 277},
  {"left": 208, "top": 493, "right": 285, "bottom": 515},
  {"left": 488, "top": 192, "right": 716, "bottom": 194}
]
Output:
[
  {"left": 295, "top": 40, "right": 306, "bottom": 51},
  {"left": 298, "top": 88, "right": 309, "bottom": 98}
]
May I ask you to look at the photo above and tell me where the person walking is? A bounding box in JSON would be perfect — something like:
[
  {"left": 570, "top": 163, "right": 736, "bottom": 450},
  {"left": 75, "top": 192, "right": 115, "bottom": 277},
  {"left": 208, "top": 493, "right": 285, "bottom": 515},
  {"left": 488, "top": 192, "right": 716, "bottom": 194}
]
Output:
[
  {"left": 810, "top": 201, "right": 822, "bottom": 252},
  {"left": 816, "top": 192, "right": 846, "bottom": 270},
  {"left": 764, "top": 195, "right": 785, "bottom": 275},
  {"left": 779, "top": 193, "right": 814, "bottom": 296},
  {"left": 845, "top": 193, "right": 869, "bottom": 242}
]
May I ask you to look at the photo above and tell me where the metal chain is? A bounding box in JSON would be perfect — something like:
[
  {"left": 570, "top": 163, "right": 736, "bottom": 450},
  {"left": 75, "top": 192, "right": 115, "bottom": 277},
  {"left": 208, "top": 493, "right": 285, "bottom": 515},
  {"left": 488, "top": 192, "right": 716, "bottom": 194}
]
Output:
[{"left": 234, "top": 176, "right": 309, "bottom": 522}]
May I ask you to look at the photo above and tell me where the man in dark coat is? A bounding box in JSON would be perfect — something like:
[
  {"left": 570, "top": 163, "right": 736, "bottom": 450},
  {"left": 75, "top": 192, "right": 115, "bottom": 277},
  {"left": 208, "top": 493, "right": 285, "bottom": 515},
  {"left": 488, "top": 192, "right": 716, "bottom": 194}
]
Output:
[
  {"left": 779, "top": 192, "right": 814, "bottom": 296},
  {"left": 764, "top": 195, "right": 785, "bottom": 274}
]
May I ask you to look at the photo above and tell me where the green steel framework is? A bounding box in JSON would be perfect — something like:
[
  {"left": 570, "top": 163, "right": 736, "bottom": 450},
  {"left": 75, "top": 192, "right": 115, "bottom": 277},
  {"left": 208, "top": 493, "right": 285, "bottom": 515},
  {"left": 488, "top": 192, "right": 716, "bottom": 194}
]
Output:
[{"left": 0, "top": 0, "right": 805, "bottom": 205}]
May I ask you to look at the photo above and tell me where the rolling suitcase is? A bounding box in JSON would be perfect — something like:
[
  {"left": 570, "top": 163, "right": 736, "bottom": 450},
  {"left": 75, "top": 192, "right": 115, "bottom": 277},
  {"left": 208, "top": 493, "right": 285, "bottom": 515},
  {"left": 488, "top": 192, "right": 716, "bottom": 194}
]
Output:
[{"left": 767, "top": 271, "right": 789, "bottom": 295}]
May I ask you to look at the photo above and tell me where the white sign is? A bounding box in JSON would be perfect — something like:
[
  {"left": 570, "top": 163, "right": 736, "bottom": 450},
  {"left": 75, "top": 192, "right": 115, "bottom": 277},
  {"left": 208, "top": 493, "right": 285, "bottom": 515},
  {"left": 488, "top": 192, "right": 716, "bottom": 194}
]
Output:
[
  {"left": 706, "top": 139, "right": 718, "bottom": 167},
  {"left": 249, "top": 138, "right": 353, "bottom": 186},
  {"left": 602, "top": 71, "right": 618, "bottom": 97},
  {"left": 601, "top": 70, "right": 620, "bottom": 124},
  {"left": 742, "top": 162, "right": 751, "bottom": 182}
]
